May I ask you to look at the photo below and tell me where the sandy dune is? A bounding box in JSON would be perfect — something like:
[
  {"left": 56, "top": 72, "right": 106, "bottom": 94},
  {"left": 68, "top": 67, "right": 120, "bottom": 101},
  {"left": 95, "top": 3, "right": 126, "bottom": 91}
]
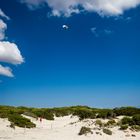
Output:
[{"left": 0, "top": 115, "right": 140, "bottom": 140}]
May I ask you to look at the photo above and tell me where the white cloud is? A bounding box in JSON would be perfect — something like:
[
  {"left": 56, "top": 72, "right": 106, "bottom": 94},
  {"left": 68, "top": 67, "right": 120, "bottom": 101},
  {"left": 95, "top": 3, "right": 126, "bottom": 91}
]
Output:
[
  {"left": 0, "top": 9, "right": 10, "bottom": 20},
  {"left": 0, "top": 9, "right": 24, "bottom": 79},
  {"left": 20, "top": 0, "right": 140, "bottom": 17},
  {"left": 0, "top": 64, "right": 14, "bottom": 77},
  {"left": 0, "top": 19, "right": 7, "bottom": 40},
  {"left": 0, "top": 41, "right": 24, "bottom": 65},
  {"left": 20, "top": 0, "right": 46, "bottom": 9},
  {"left": 91, "top": 27, "right": 98, "bottom": 37},
  {"left": 91, "top": 27, "right": 113, "bottom": 36}
]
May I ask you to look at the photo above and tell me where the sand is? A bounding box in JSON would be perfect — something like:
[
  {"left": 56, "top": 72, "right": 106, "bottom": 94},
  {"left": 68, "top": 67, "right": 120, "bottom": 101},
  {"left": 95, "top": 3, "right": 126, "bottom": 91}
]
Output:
[{"left": 0, "top": 115, "right": 140, "bottom": 140}]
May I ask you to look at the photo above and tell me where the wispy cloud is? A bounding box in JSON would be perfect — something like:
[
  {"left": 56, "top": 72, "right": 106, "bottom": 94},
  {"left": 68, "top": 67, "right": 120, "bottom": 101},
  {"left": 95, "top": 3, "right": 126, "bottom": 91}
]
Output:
[
  {"left": 0, "top": 19, "right": 7, "bottom": 40},
  {"left": 20, "top": 0, "right": 140, "bottom": 17},
  {"left": 104, "top": 29, "right": 113, "bottom": 35},
  {"left": 91, "top": 27, "right": 113, "bottom": 37},
  {"left": 91, "top": 27, "right": 98, "bottom": 37},
  {"left": 0, "top": 9, "right": 10, "bottom": 20}
]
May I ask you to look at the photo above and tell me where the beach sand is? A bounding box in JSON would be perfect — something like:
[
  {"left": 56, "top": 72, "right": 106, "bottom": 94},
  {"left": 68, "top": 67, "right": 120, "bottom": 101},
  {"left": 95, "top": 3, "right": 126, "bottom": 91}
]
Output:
[{"left": 0, "top": 115, "right": 140, "bottom": 140}]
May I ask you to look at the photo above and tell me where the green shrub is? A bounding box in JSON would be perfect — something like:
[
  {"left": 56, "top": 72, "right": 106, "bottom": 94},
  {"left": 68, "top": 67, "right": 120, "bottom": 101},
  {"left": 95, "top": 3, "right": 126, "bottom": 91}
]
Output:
[
  {"left": 95, "top": 120, "right": 103, "bottom": 127},
  {"left": 10, "top": 122, "right": 15, "bottom": 129},
  {"left": 97, "top": 109, "right": 115, "bottom": 119},
  {"left": 106, "top": 119, "right": 116, "bottom": 126},
  {"left": 32, "top": 109, "right": 54, "bottom": 120},
  {"left": 8, "top": 114, "right": 36, "bottom": 128},
  {"left": 119, "top": 125, "right": 128, "bottom": 130},
  {"left": 132, "top": 114, "right": 140, "bottom": 125},
  {"left": 78, "top": 126, "right": 92, "bottom": 135},
  {"left": 121, "top": 117, "right": 134, "bottom": 126},
  {"left": 113, "top": 107, "right": 140, "bottom": 116},
  {"left": 103, "top": 128, "right": 112, "bottom": 135},
  {"left": 131, "top": 125, "right": 140, "bottom": 131},
  {"left": 0, "top": 112, "right": 9, "bottom": 118},
  {"left": 73, "top": 109, "right": 95, "bottom": 120}
]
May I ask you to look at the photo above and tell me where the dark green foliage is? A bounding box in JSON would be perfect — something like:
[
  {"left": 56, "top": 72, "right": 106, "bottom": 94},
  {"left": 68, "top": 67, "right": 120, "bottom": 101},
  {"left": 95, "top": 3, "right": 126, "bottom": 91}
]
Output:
[
  {"left": 113, "top": 107, "right": 140, "bottom": 116},
  {"left": 31, "top": 109, "right": 54, "bottom": 120},
  {"left": 73, "top": 109, "right": 96, "bottom": 120},
  {"left": 10, "top": 122, "right": 15, "bottom": 129},
  {"left": 97, "top": 109, "right": 115, "bottom": 119},
  {"left": 78, "top": 126, "right": 92, "bottom": 135},
  {"left": 103, "top": 128, "right": 112, "bottom": 135},
  {"left": 119, "top": 125, "right": 128, "bottom": 130},
  {"left": 131, "top": 125, "right": 140, "bottom": 131},
  {"left": 106, "top": 119, "right": 116, "bottom": 126},
  {"left": 121, "top": 117, "right": 134, "bottom": 126},
  {"left": 132, "top": 114, "right": 140, "bottom": 125},
  {"left": 8, "top": 114, "right": 36, "bottom": 128},
  {"left": 120, "top": 115, "right": 140, "bottom": 128}
]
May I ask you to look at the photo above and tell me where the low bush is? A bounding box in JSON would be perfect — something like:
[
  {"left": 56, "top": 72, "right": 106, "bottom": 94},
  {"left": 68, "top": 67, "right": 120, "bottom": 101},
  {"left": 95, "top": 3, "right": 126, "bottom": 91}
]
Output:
[
  {"left": 131, "top": 125, "right": 140, "bottom": 131},
  {"left": 121, "top": 117, "right": 134, "bottom": 126},
  {"left": 10, "top": 122, "right": 15, "bottom": 129},
  {"left": 103, "top": 128, "right": 112, "bottom": 135},
  {"left": 132, "top": 114, "right": 140, "bottom": 125},
  {"left": 78, "top": 126, "right": 92, "bottom": 135},
  {"left": 97, "top": 109, "right": 115, "bottom": 119},
  {"left": 73, "top": 109, "right": 95, "bottom": 120},
  {"left": 113, "top": 107, "right": 140, "bottom": 116},
  {"left": 8, "top": 114, "right": 36, "bottom": 128},
  {"left": 119, "top": 125, "right": 128, "bottom": 130},
  {"left": 106, "top": 119, "right": 116, "bottom": 126},
  {"left": 32, "top": 109, "right": 54, "bottom": 120},
  {"left": 95, "top": 120, "right": 103, "bottom": 127}
]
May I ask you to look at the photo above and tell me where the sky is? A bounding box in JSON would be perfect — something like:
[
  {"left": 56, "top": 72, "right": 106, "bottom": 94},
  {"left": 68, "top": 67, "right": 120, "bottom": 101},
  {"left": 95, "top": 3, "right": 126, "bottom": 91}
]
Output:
[{"left": 0, "top": 0, "right": 140, "bottom": 108}]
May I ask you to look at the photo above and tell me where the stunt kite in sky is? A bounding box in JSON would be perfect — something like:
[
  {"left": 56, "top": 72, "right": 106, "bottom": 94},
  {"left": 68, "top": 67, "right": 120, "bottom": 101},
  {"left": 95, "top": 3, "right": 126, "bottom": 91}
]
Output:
[{"left": 62, "top": 24, "right": 69, "bottom": 30}]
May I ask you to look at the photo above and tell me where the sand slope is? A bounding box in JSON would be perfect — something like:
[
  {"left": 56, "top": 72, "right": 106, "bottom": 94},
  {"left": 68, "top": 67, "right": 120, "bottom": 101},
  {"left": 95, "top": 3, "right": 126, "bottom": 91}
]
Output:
[{"left": 0, "top": 115, "right": 140, "bottom": 140}]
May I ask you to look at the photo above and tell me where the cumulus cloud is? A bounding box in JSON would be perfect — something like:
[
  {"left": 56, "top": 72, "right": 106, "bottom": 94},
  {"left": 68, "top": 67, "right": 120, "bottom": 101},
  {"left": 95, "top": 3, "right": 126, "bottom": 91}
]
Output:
[
  {"left": 0, "top": 64, "right": 14, "bottom": 77},
  {"left": 0, "top": 9, "right": 10, "bottom": 20},
  {"left": 0, "top": 41, "right": 24, "bottom": 65},
  {"left": 0, "top": 9, "right": 24, "bottom": 78},
  {"left": 20, "top": 0, "right": 140, "bottom": 17},
  {"left": 0, "top": 19, "right": 7, "bottom": 40}
]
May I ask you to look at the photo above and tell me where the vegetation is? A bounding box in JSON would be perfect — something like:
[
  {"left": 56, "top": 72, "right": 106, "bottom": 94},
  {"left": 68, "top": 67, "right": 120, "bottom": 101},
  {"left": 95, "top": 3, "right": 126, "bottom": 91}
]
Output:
[
  {"left": 73, "top": 109, "right": 95, "bottom": 120},
  {"left": 95, "top": 120, "right": 103, "bottom": 127},
  {"left": 132, "top": 114, "right": 140, "bottom": 125},
  {"left": 0, "top": 105, "right": 140, "bottom": 129},
  {"left": 106, "top": 119, "right": 116, "bottom": 127},
  {"left": 121, "top": 117, "right": 134, "bottom": 125},
  {"left": 130, "top": 125, "right": 140, "bottom": 131},
  {"left": 113, "top": 107, "right": 140, "bottom": 116},
  {"left": 119, "top": 125, "right": 128, "bottom": 130},
  {"left": 8, "top": 114, "right": 36, "bottom": 128},
  {"left": 120, "top": 115, "right": 140, "bottom": 126},
  {"left": 78, "top": 126, "right": 92, "bottom": 135},
  {"left": 103, "top": 128, "right": 112, "bottom": 135}
]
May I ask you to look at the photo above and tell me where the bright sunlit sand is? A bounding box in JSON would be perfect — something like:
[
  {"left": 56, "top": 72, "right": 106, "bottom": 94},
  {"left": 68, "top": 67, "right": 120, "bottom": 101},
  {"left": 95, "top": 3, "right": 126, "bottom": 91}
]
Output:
[{"left": 0, "top": 115, "right": 140, "bottom": 140}]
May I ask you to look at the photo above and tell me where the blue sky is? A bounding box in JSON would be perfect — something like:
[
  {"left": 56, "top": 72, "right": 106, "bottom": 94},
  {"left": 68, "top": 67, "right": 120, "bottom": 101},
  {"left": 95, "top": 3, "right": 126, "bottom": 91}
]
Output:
[{"left": 0, "top": 0, "right": 140, "bottom": 108}]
